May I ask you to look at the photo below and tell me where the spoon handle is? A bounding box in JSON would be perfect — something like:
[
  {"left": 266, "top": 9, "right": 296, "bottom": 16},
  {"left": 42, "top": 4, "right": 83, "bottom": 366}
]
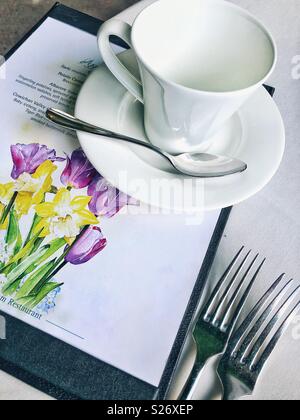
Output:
[{"left": 46, "top": 108, "right": 171, "bottom": 163}]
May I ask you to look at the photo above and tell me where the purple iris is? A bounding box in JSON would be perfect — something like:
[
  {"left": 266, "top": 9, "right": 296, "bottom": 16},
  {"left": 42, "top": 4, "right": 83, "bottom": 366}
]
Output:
[
  {"left": 87, "top": 175, "right": 138, "bottom": 218},
  {"left": 65, "top": 226, "right": 107, "bottom": 265},
  {"left": 61, "top": 148, "right": 98, "bottom": 189},
  {"left": 11, "top": 143, "right": 64, "bottom": 179}
]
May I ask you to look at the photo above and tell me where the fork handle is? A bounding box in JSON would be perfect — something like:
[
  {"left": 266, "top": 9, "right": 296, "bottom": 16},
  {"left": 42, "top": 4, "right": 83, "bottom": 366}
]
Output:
[{"left": 180, "top": 354, "right": 224, "bottom": 400}]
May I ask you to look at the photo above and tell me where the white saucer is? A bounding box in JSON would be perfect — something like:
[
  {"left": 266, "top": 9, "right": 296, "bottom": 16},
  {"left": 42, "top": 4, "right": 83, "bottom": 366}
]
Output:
[{"left": 75, "top": 50, "right": 285, "bottom": 212}]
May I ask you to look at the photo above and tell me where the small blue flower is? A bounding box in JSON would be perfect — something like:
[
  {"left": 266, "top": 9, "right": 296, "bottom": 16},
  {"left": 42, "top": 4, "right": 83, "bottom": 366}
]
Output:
[{"left": 36, "top": 285, "right": 61, "bottom": 314}]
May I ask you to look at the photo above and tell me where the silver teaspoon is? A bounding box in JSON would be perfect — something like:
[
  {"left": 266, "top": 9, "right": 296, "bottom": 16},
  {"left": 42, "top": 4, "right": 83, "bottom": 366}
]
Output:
[{"left": 46, "top": 108, "right": 247, "bottom": 178}]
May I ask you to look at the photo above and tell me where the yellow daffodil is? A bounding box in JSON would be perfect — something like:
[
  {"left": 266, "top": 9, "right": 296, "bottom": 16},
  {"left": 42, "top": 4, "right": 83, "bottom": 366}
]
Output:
[
  {"left": 0, "top": 182, "right": 14, "bottom": 229},
  {"left": 15, "top": 192, "right": 33, "bottom": 216},
  {"left": 13, "top": 160, "right": 57, "bottom": 212},
  {"left": 34, "top": 188, "right": 99, "bottom": 242}
]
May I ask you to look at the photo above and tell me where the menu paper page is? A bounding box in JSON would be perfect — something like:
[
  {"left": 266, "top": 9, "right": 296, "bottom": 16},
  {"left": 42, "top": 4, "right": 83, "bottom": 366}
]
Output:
[{"left": 0, "top": 17, "right": 220, "bottom": 386}]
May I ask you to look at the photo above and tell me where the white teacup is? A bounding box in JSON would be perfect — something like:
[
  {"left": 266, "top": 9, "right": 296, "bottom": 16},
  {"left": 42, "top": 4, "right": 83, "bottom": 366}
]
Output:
[{"left": 98, "top": 0, "right": 276, "bottom": 154}]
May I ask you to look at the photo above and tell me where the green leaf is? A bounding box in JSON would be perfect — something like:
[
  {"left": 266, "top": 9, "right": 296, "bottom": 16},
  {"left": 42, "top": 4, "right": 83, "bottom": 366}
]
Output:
[
  {"left": 16, "top": 259, "right": 57, "bottom": 299},
  {"left": 2, "top": 238, "right": 66, "bottom": 297},
  {"left": 0, "top": 263, "right": 17, "bottom": 276},
  {"left": 0, "top": 192, "right": 17, "bottom": 226},
  {"left": 23, "top": 213, "right": 42, "bottom": 246},
  {"left": 2, "top": 247, "right": 49, "bottom": 295},
  {"left": 14, "top": 295, "right": 36, "bottom": 307},
  {"left": 32, "top": 238, "right": 65, "bottom": 267},
  {"left": 30, "top": 237, "right": 44, "bottom": 255},
  {"left": 5, "top": 210, "right": 22, "bottom": 254},
  {"left": 10, "top": 258, "right": 45, "bottom": 289},
  {"left": 6, "top": 231, "right": 42, "bottom": 266},
  {"left": 17, "top": 282, "right": 63, "bottom": 309},
  {"left": 4, "top": 238, "right": 64, "bottom": 284},
  {"left": 2, "top": 275, "right": 22, "bottom": 296},
  {"left": 32, "top": 282, "right": 63, "bottom": 307}
]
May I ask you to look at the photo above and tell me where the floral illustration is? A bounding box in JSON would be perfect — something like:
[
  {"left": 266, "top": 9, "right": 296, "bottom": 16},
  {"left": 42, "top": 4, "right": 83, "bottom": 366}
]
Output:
[
  {"left": 0, "top": 143, "right": 137, "bottom": 312},
  {"left": 88, "top": 175, "right": 138, "bottom": 218},
  {"left": 61, "top": 148, "right": 98, "bottom": 189},
  {"left": 11, "top": 143, "right": 64, "bottom": 180}
]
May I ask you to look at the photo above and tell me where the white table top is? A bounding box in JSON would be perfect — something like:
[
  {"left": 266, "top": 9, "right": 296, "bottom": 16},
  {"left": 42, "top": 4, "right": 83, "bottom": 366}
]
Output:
[{"left": 1, "top": 0, "right": 299, "bottom": 400}]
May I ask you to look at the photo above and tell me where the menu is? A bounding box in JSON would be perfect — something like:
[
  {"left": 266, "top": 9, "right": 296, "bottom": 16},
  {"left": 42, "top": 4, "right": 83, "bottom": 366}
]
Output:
[{"left": 0, "top": 17, "right": 220, "bottom": 386}]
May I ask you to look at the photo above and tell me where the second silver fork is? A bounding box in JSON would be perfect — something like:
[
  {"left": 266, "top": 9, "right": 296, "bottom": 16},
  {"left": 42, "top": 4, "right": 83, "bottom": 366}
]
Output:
[
  {"left": 218, "top": 274, "right": 300, "bottom": 400},
  {"left": 180, "top": 247, "right": 265, "bottom": 400}
]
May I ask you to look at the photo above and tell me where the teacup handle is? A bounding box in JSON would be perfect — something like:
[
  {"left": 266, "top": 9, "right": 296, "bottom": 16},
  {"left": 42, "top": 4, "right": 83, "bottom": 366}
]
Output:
[{"left": 98, "top": 19, "right": 144, "bottom": 103}]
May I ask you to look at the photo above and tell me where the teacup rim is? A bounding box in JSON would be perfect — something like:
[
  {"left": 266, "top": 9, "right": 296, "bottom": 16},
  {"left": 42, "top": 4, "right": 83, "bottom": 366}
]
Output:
[{"left": 130, "top": 0, "right": 277, "bottom": 96}]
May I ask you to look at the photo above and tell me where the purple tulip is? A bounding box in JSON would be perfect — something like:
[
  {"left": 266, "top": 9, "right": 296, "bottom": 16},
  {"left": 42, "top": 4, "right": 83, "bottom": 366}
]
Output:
[
  {"left": 61, "top": 148, "right": 98, "bottom": 189},
  {"left": 66, "top": 226, "right": 107, "bottom": 265},
  {"left": 11, "top": 143, "right": 64, "bottom": 179},
  {"left": 87, "top": 175, "right": 138, "bottom": 218}
]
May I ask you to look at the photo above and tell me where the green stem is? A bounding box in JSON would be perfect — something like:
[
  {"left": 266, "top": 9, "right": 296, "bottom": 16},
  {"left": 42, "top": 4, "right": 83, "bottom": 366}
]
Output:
[
  {"left": 40, "top": 226, "right": 89, "bottom": 285},
  {"left": 0, "top": 192, "right": 17, "bottom": 225}
]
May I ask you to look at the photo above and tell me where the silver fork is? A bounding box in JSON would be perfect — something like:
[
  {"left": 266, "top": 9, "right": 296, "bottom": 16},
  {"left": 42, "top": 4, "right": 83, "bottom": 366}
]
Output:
[
  {"left": 180, "top": 247, "right": 266, "bottom": 400},
  {"left": 215, "top": 274, "right": 300, "bottom": 400}
]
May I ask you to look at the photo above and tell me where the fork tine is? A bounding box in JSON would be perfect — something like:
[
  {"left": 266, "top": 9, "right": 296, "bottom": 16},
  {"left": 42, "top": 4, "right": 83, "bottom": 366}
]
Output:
[
  {"left": 212, "top": 253, "right": 258, "bottom": 326},
  {"left": 229, "top": 274, "right": 288, "bottom": 357},
  {"left": 202, "top": 247, "right": 245, "bottom": 322},
  {"left": 241, "top": 282, "right": 300, "bottom": 367},
  {"left": 250, "top": 299, "right": 300, "bottom": 371},
  {"left": 212, "top": 252, "right": 256, "bottom": 326},
  {"left": 219, "top": 257, "right": 266, "bottom": 333}
]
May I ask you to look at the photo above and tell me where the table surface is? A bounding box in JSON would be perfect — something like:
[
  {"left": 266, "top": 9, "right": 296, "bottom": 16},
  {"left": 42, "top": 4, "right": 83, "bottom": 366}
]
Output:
[
  {"left": 0, "top": 0, "right": 138, "bottom": 56},
  {"left": 1, "top": 0, "right": 300, "bottom": 400}
]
